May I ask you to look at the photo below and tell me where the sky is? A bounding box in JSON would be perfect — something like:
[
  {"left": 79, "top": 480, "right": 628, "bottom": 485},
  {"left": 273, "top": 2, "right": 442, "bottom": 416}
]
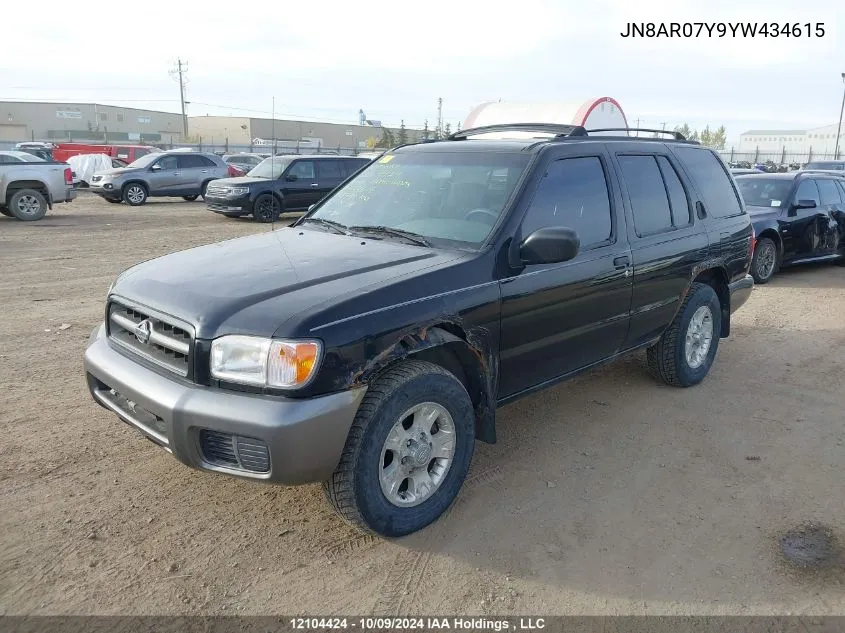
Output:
[{"left": 3, "top": 0, "right": 843, "bottom": 145}]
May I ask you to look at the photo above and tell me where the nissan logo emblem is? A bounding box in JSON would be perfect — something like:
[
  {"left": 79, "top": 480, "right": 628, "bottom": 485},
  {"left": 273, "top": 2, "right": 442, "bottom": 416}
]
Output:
[{"left": 134, "top": 319, "right": 153, "bottom": 344}]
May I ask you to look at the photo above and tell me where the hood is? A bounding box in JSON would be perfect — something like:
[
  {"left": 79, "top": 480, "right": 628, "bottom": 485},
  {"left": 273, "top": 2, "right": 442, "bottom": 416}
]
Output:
[
  {"left": 111, "top": 227, "right": 462, "bottom": 339},
  {"left": 207, "top": 176, "right": 269, "bottom": 186},
  {"left": 95, "top": 166, "right": 143, "bottom": 176}
]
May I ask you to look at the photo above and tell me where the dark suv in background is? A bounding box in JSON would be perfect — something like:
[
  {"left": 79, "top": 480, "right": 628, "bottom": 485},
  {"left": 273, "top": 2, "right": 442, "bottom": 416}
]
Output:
[
  {"left": 204, "top": 155, "right": 370, "bottom": 222},
  {"left": 85, "top": 124, "right": 753, "bottom": 537}
]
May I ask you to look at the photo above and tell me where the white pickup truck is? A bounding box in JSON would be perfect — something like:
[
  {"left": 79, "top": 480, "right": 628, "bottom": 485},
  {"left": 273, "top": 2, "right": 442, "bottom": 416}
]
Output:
[{"left": 0, "top": 151, "right": 77, "bottom": 221}]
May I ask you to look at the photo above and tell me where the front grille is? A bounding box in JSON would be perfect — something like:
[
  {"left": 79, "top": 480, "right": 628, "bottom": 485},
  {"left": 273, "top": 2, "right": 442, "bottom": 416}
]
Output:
[
  {"left": 108, "top": 301, "right": 192, "bottom": 377},
  {"left": 199, "top": 430, "right": 270, "bottom": 473},
  {"left": 205, "top": 186, "right": 229, "bottom": 198},
  {"left": 207, "top": 202, "right": 239, "bottom": 212}
]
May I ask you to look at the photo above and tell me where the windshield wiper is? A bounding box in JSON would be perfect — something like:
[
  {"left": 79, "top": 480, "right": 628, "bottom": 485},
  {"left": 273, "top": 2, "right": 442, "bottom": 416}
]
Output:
[
  {"left": 347, "top": 225, "right": 432, "bottom": 247},
  {"left": 299, "top": 217, "right": 348, "bottom": 234}
]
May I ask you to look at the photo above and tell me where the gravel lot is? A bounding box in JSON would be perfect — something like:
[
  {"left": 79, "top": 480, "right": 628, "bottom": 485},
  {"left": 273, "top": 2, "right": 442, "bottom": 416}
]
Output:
[{"left": 2, "top": 193, "right": 844, "bottom": 615}]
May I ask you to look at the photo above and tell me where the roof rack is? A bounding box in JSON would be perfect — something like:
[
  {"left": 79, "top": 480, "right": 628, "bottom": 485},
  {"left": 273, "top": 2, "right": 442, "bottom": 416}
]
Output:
[
  {"left": 448, "top": 123, "right": 585, "bottom": 140},
  {"left": 447, "top": 123, "right": 689, "bottom": 142},
  {"left": 587, "top": 127, "right": 687, "bottom": 140}
]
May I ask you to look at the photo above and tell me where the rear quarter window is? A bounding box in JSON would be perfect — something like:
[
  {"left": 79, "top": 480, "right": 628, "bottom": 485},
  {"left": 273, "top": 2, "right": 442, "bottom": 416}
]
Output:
[{"left": 672, "top": 146, "right": 744, "bottom": 219}]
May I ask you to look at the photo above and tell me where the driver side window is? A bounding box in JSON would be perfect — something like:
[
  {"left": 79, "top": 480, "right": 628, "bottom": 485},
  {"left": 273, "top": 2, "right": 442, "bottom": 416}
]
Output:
[
  {"left": 157, "top": 156, "right": 177, "bottom": 171},
  {"left": 521, "top": 156, "right": 612, "bottom": 249},
  {"left": 288, "top": 161, "right": 315, "bottom": 179},
  {"left": 794, "top": 179, "right": 820, "bottom": 206}
]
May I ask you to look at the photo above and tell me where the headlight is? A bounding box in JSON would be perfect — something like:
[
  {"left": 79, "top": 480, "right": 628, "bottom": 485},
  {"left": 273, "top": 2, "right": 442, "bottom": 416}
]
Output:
[
  {"left": 210, "top": 335, "right": 321, "bottom": 388},
  {"left": 227, "top": 187, "right": 249, "bottom": 196}
]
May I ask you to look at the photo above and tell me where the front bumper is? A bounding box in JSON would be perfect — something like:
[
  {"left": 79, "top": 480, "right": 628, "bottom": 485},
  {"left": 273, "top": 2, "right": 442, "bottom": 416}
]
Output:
[
  {"left": 728, "top": 274, "right": 754, "bottom": 313},
  {"left": 83, "top": 323, "right": 366, "bottom": 485},
  {"left": 205, "top": 195, "right": 252, "bottom": 215},
  {"left": 90, "top": 181, "right": 121, "bottom": 199}
]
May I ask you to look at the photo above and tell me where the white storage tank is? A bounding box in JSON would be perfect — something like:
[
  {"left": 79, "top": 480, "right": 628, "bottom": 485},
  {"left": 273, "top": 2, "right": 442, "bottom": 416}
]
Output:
[{"left": 462, "top": 98, "right": 628, "bottom": 137}]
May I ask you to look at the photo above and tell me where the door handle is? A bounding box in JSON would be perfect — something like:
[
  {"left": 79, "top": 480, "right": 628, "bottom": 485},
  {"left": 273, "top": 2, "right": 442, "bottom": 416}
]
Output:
[
  {"left": 613, "top": 255, "right": 630, "bottom": 269},
  {"left": 310, "top": 183, "right": 319, "bottom": 188},
  {"left": 200, "top": 170, "right": 208, "bottom": 173},
  {"left": 172, "top": 172, "right": 181, "bottom": 176}
]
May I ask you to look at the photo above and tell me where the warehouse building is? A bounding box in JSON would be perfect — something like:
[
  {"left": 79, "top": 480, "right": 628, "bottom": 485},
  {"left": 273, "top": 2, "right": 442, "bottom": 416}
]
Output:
[
  {"left": 738, "top": 122, "right": 844, "bottom": 158},
  {"left": 0, "top": 101, "right": 184, "bottom": 144},
  {"left": 186, "top": 115, "right": 417, "bottom": 152}
]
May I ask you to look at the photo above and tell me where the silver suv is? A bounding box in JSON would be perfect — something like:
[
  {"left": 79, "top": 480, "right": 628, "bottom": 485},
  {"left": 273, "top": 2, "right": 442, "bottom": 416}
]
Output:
[{"left": 90, "top": 151, "right": 230, "bottom": 206}]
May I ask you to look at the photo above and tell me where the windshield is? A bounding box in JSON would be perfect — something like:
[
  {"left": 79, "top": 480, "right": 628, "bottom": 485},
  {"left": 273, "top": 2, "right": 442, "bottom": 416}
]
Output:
[
  {"left": 307, "top": 151, "right": 531, "bottom": 247},
  {"left": 805, "top": 161, "right": 844, "bottom": 171},
  {"left": 248, "top": 157, "right": 292, "bottom": 179},
  {"left": 736, "top": 177, "right": 793, "bottom": 208},
  {"left": 127, "top": 153, "right": 160, "bottom": 168}
]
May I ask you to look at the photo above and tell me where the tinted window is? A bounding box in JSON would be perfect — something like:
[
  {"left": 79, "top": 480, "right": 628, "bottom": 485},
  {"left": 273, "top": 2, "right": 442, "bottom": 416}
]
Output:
[
  {"left": 736, "top": 177, "right": 792, "bottom": 208},
  {"left": 288, "top": 161, "right": 315, "bottom": 179},
  {"left": 522, "top": 156, "right": 612, "bottom": 249},
  {"left": 794, "top": 179, "right": 820, "bottom": 205},
  {"left": 673, "top": 147, "right": 743, "bottom": 218},
  {"left": 135, "top": 148, "right": 150, "bottom": 158},
  {"left": 618, "top": 155, "right": 673, "bottom": 235},
  {"left": 177, "top": 155, "right": 209, "bottom": 169},
  {"left": 656, "top": 156, "right": 691, "bottom": 226},
  {"left": 157, "top": 156, "right": 178, "bottom": 170},
  {"left": 816, "top": 179, "right": 842, "bottom": 205},
  {"left": 341, "top": 159, "right": 369, "bottom": 178},
  {"left": 317, "top": 160, "right": 343, "bottom": 179}
]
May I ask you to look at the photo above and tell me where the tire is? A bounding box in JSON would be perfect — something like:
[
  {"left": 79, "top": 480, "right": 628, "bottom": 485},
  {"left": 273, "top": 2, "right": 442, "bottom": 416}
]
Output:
[
  {"left": 646, "top": 282, "right": 721, "bottom": 388},
  {"left": 252, "top": 194, "right": 281, "bottom": 223},
  {"left": 182, "top": 195, "right": 199, "bottom": 202},
  {"left": 105, "top": 198, "right": 122, "bottom": 204},
  {"left": 8, "top": 188, "right": 48, "bottom": 221},
  {"left": 122, "top": 183, "right": 147, "bottom": 206},
  {"left": 323, "top": 360, "right": 476, "bottom": 537},
  {"left": 0, "top": 207, "right": 12, "bottom": 217},
  {"left": 199, "top": 181, "right": 212, "bottom": 200},
  {"left": 750, "top": 237, "right": 778, "bottom": 284}
]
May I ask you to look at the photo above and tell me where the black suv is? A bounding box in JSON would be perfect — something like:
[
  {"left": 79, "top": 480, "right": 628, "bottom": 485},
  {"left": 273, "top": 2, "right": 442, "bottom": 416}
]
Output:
[
  {"left": 205, "top": 154, "right": 371, "bottom": 222},
  {"left": 84, "top": 124, "right": 754, "bottom": 537}
]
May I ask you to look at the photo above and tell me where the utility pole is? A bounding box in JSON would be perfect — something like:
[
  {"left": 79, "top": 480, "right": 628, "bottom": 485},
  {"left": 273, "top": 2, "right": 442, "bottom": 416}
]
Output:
[
  {"left": 634, "top": 118, "right": 640, "bottom": 137},
  {"left": 170, "top": 58, "right": 189, "bottom": 139},
  {"left": 437, "top": 97, "right": 443, "bottom": 139},
  {"left": 834, "top": 72, "right": 845, "bottom": 159}
]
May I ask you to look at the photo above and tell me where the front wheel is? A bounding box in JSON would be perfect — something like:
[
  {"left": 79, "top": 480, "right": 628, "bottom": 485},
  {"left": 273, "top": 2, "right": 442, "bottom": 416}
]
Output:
[
  {"left": 105, "top": 198, "right": 122, "bottom": 204},
  {"left": 182, "top": 194, "right": 199, "bottom": 202},
  {"left": 323, "top": 360, "right": 475, "bottom": 537},
  {"left": 0, "top": 207, "right": 13, "bottom": 217},
  {"left": 647, "top": 282, "right": 721, "bottom": 388},
  {"left": 751, "top": 237, "right": 778, "bottom": 284},
  {"left": 122, "top": 183, "right": 147, "bottom": 206},
  {"left": 252, "top": 194, "right": 281, "bottom": 223}
]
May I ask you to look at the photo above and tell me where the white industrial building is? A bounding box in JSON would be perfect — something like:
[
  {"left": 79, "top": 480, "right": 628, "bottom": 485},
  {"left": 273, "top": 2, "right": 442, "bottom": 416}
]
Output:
[{"left": 737, "top": 122, "right": 844, "bottom": 159}]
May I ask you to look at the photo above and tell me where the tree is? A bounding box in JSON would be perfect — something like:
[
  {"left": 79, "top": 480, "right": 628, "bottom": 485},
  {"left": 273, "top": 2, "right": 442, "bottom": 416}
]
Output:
[
  {"left": 398, "top": 120, "right": 408, "bottom": 145},
  {"left": 375, "top": 128, "right": 395, "bottom": 148},
  {"left": 443, "top": 122, "right": 452, "bottom": 139},
  {"left": 423, "top": 119, "right": 430, "bottom": 141},
  {"left": 711, "top": 126, "right": 727, "bottom": 150},
  {"left": 699, "top": 125, "right": 713, "bottom": 148},
  {"left": 674, "top": 123, "right": 693, "bottom": 140}
]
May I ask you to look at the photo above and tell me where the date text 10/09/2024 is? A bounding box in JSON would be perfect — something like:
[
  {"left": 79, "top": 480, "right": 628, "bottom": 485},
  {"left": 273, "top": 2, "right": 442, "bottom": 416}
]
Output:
[
  {"left": 620, "top": 22, "right": 825, "bottom": 38},
  {"left": 289, "top": 618, "right": 546, "bottom": 631}
]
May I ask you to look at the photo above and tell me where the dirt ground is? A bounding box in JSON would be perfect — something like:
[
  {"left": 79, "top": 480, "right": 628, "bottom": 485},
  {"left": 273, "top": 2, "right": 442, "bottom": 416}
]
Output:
[{"left": 1, "top": 193, "right": 844, "bottom": 616}]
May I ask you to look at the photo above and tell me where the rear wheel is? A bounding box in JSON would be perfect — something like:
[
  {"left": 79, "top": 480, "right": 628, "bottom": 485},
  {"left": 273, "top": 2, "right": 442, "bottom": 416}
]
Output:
[
  {"left": 182, "top": 194, "right": 199, "bottom": 202},
  {"left": 252, "top": 194, "right": 281, "bottom": 223},
  {"left": 751, "top": 237, "right": 778, "bottom": 284},
  {"left": 8, "top": 189, "right": 48, "bottom": 221},
  {"left": 122, "top": 183, "right": 147, "bottom": 206},
  {"left": 199, "top": 181, "right": 212, "bottom": 200},
  {"left": 647, "top": 282, "right": 721, "bottom": 388},
  {"left": 323, "top": 360, "right": 475, "bottom": 537}
]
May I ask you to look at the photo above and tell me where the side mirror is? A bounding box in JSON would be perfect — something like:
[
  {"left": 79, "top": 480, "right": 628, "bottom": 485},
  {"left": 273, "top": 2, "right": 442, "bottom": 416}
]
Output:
[
  {"left": 285, "top": 174, "right": 298, "bottom": 182},
  {"left": 519, "top": 227, "right": 580, "bottom": 265},
  {"left": 790, "top": 199, "right": 817, "bottom": 215},
  {"left": 150, "top": 164, "right": 162, "bottom": 171}
]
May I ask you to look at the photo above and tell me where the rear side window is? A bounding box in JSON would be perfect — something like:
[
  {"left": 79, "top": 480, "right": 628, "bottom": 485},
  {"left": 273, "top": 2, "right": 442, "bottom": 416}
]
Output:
[
  {"left": 317, "top": 160, "right": 343, "bottom": 179},
  {"left": 618, "top": 155, "right": 673, "bottom": 235},
  {"left": 521, "top": 156, "right": 612, "bottom": 249},
  {"left": 816, "top": 179, "right": 842, "bottom": 205},
  {"left": 177, "top": 155, "right": 203, "bottom": 169},
  {"left": 656, "top": 156, "right": 691, "bottom": 227},
  {"left": 342, "top": 159, "right": 369, "bottom": 177},
  {"left": 673, "top": 146, "right": 743, "bottom": 218}
]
